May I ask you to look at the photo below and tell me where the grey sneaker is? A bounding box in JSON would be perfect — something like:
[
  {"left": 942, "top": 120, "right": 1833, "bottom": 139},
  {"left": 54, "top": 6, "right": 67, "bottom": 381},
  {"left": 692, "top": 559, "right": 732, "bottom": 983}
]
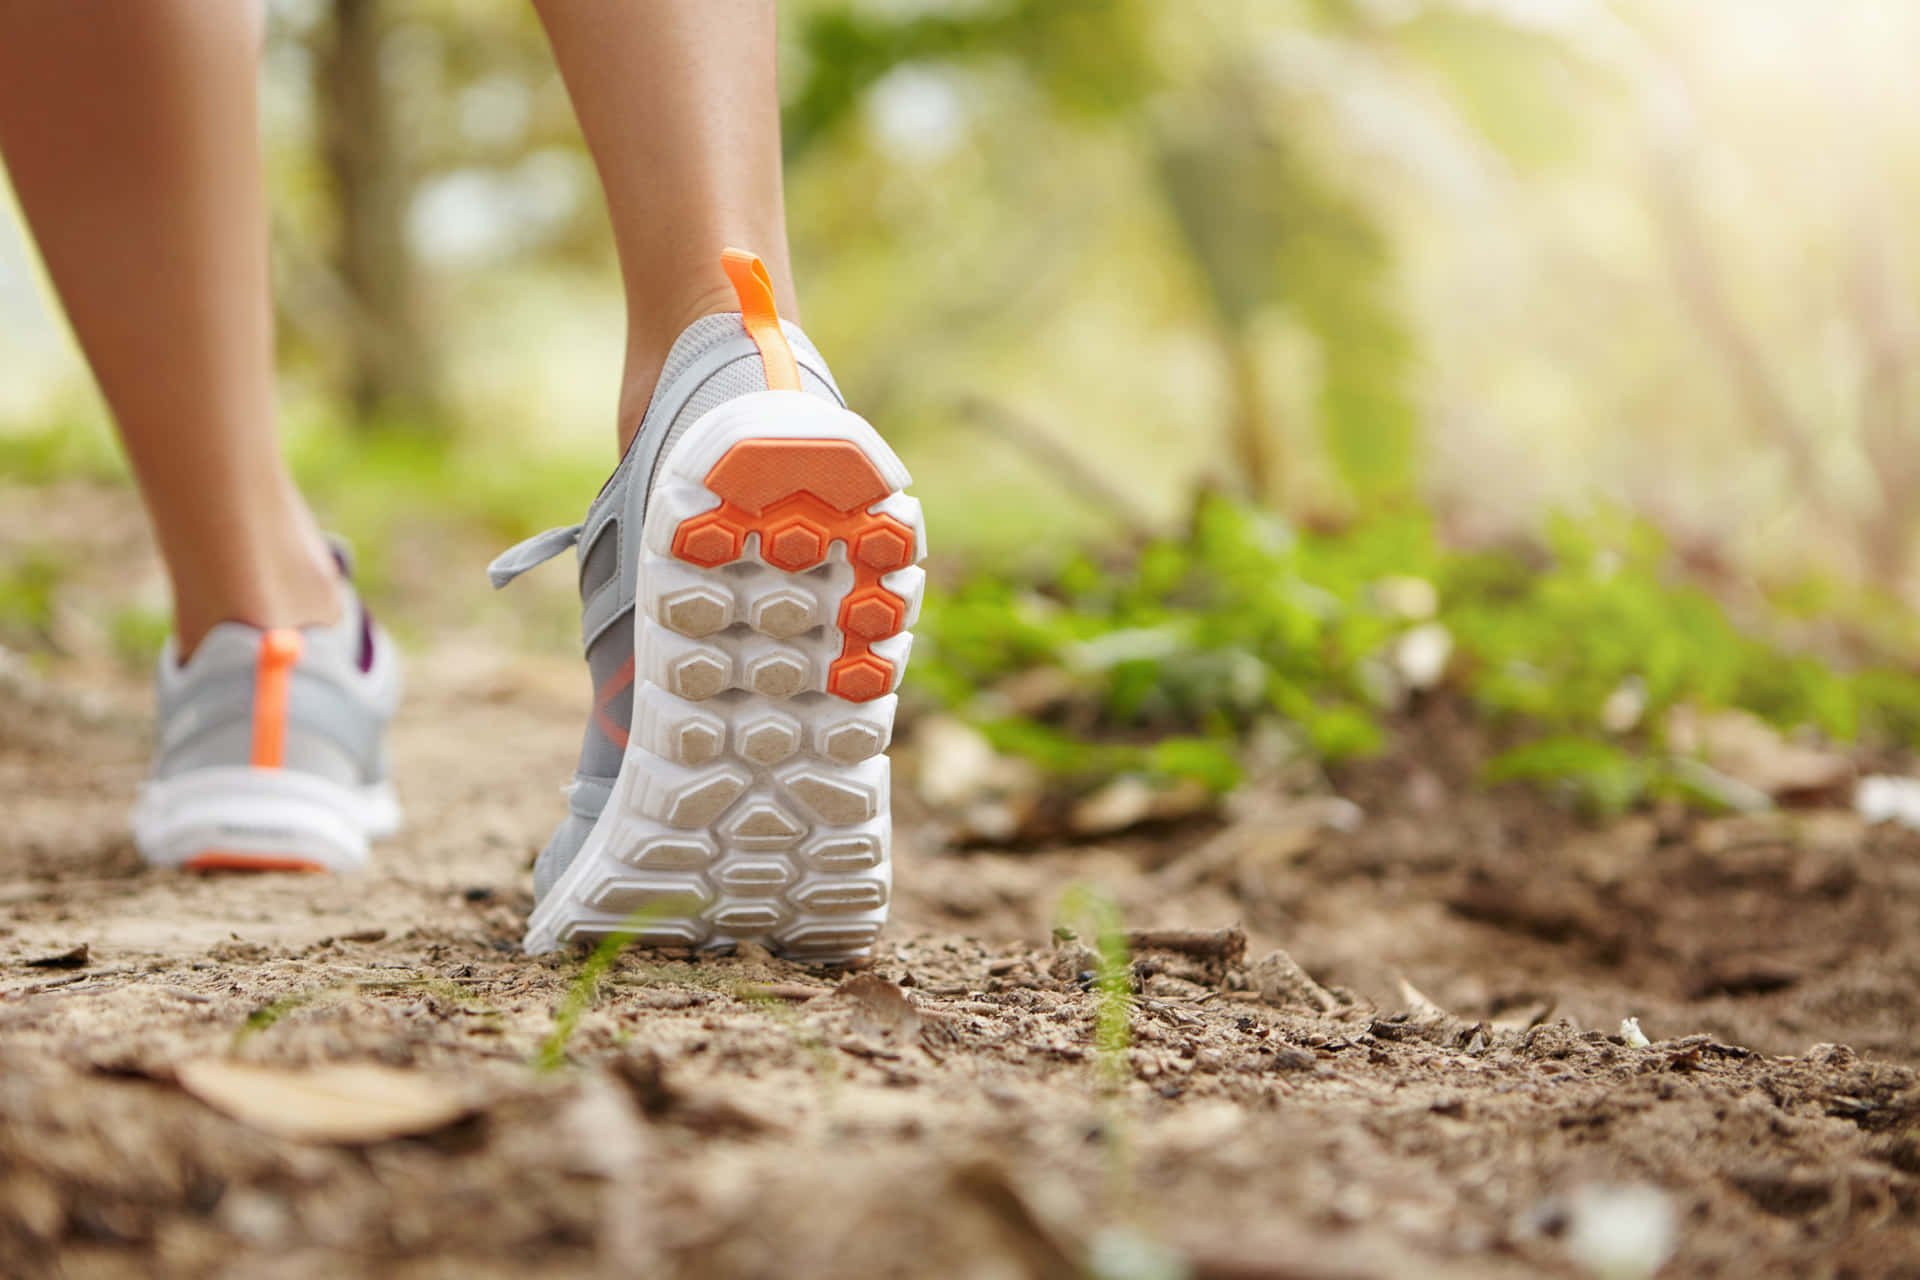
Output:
[
  {"left": 490, "top": 249, "right": 925, "bottom": 960},
  {"left": 131, "top": 568, "right": 402, "bottom": 872}
]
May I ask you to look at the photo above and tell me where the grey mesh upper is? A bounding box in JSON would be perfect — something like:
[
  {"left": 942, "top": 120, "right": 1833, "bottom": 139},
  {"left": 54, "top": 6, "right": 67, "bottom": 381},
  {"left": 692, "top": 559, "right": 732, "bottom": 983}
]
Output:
[
  {"left": 151, "top": 580, "right": 399, "bottom": 789},
  {"left": 488, "top": 313, "right": 843, "bottom": 900}
]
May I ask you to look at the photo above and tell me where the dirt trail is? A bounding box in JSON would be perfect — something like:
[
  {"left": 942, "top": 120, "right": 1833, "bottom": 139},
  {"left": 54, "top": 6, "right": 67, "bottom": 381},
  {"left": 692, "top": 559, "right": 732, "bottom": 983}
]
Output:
[{"left": 4, "top": 492, "right": 1920, "bottom": 1277}]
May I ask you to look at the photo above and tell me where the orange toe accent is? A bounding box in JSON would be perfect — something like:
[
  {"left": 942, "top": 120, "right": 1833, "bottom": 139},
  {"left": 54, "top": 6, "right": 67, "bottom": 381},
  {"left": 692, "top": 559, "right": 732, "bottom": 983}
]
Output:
[
  {"left": 674, "top": 438, "right": 912, "bottom": 703},
  {"left": 703, "top": 439, "right": 890, "bottom": 515},
  {"left": 184, "top": 852, "right": 329, "bottom": 873}
]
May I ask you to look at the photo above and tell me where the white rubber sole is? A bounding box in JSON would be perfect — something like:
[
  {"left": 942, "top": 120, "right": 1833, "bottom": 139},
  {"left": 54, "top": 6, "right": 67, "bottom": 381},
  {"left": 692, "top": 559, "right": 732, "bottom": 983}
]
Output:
[
  {"left": 132, "top": 766, "right": 400, "bottom": 874},
  {"left": 523, "top": 391, "right": 925, "bottom": 961}
]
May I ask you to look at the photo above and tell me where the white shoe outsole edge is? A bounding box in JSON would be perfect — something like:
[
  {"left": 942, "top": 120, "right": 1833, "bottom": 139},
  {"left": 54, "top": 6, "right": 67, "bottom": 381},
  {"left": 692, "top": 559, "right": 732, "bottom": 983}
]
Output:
[
  {"left": 132, "top": 766, "right": 399, "bottom": 873},
  {"left": 523, "top": 391, "right": 924, "bottom": 961}
]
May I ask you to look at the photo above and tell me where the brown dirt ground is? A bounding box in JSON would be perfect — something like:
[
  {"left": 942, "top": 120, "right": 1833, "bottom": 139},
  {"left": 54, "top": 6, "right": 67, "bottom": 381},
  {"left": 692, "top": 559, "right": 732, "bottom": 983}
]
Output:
[{"left": 5, "top": 483, "right": 1920, "bottom": 1279}]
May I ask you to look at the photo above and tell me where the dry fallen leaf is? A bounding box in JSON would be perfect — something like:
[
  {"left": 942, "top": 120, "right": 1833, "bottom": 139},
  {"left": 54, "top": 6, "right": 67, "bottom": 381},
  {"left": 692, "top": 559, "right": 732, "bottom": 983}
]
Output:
[
  {"left": 1068, "top": 776, "right": 1155, "bottom": 835},
  {"left": 23, "top": 943, "right": 89, "bottom": 969},
  {"left": 1666, "top": 706, "right": 1851, "bottom": 801},
  {"left": 176, "top": 1059, "right": 475, "bottom": 1144},
  {"left": 835, "top": 972, "right": 920, "bottom": 1040}
]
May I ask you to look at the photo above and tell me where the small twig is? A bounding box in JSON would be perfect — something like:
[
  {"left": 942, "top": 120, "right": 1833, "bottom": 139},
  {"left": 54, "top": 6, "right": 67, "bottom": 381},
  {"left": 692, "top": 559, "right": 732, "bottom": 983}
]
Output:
[
  {"left": 1125, "top": 927, "right": 1247, "bottom": 966},
  {"left": 734, "top": 982, "right": 832, "bottom": 1003},
  {"left": 1394, "top": 975, "right": 1450, "bottom": 1022},
  {"left": 23, "top": 943, "right": 89, "bottom": 970},
  {"left": 4, "top": 969, "right": 131, "bottom": 998}
]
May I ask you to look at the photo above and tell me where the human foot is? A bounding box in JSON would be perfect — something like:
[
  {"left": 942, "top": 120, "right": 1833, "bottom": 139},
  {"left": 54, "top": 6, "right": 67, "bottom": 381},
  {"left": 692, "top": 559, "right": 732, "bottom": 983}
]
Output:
[
  {"left": 132, "top": 555, "right": 402, "bottom": 871},
  {"left": 491, "top": 249, "right": 925, "bottom": 961}
]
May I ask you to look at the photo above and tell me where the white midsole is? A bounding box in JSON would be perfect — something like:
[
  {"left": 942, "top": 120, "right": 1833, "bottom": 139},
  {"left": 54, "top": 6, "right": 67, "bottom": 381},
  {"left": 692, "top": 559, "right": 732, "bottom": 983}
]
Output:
[{"left": 131, "top": 765, "right": 399, "bottom": 873}]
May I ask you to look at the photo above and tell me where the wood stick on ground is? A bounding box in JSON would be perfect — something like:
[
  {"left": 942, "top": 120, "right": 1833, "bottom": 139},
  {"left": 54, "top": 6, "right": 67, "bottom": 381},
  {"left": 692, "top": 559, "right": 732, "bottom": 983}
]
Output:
[{"left": 1125, "top": 926, "right": 1247, "bottom": 966}]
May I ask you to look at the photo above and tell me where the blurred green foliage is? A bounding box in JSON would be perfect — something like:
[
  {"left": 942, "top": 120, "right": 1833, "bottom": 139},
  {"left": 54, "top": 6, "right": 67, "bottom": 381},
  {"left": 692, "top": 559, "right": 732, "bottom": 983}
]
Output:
[
  {"left": 916, "top": 499, "right": 1920, "bottom": 812},
  {"left": 783, "top": 0, "right": 1159, "bottom": 157},
  {"left": 9, "top": 0, "right": 1920, "bottom": 574},
  {"left": 1450, "top": 513, "right": 1897, "bottom": 744},
  {"left": 0, "top": 550, "right": 60, "bottom": 648},
  {"left": 108, "top": 607, "right": 171, "bottom": 671},
  {"left": 0, "top": 418, "right": 125, "bottom": 487}
]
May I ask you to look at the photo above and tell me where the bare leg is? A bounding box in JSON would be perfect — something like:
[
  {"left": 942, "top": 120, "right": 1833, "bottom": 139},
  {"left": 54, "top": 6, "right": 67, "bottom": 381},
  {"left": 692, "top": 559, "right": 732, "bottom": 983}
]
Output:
[
  {"left": 0, "top": 1, "right": 339, "bottom": 655},
  {"left": 533, "top": 0, "right": 797, "bottom": 451}
]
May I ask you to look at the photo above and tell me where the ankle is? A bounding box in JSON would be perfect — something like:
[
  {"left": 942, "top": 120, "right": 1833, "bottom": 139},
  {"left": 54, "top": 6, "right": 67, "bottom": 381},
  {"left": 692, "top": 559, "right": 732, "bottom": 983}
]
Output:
[
  {"left": 615, "top": 280, "right": 749, "bottom": 450},
  {"left": 168, "top": 520, "right": 343, "bottom": 659}
]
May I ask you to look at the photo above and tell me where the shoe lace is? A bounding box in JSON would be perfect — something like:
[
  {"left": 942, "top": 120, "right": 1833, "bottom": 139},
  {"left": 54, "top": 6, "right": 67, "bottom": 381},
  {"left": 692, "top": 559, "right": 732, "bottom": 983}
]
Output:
[{"left": 487, "top": 524, "right": 582, "bottom": 589}]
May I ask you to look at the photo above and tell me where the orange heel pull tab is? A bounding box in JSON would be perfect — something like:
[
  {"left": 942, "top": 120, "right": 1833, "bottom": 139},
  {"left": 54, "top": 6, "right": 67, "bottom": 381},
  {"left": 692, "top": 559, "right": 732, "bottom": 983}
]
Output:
[
  {"left": 720, "top": 248, "right": 801, "bottom": 391},
  {"left": 250, "top": 628, "right": 304, "bottom": 769}
]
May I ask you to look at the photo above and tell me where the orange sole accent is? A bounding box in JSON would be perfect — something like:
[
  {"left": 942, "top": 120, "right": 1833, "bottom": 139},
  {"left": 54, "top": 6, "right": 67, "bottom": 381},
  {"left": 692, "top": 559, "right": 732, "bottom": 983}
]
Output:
[
  {"left": 671, "top": 438, "right": 913, "bottom": 703},
  {"left": 594, "top": 654, "right": 637, "bottom": 750},
  {"left": 183, "top": 852, "right": 329, "bottom": 873}
]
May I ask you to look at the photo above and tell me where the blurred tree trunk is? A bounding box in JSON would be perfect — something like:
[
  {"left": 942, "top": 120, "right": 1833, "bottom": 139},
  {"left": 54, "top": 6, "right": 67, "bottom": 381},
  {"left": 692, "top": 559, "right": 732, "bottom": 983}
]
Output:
[
  {"left": 315, "top": 0, "right": 440, "bottom": 430},
  {"left": 1221, "top": 327, "right": 1276, "bottom": 506},
  {"left": 1153, "top": 123, "right": 1283, "bottom": 509},
  {"left": 1646, "top": 142, "right": 1820, "bottom": 492},
  {"left": 1851, "top": 202, "right": 1919, "bottom": 586},
  {"left": 1646, "top": 107, "right": 1917, "bottom": 586}
]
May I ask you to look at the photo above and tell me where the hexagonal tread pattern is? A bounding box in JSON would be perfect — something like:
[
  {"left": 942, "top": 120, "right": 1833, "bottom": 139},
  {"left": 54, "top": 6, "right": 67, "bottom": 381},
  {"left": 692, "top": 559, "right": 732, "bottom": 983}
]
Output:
[
  {"left": 738, "top": 715, "right": 801, "bottom": 766},
  {"left": 820, "top": 719, "right": 886, "bottom": 765},
  {"left": 560, "top": 919, "right": 708, "bottom": 949},
  {"left": 587, "top": 879, "right": 711, "bottom": 916},
  {"left": 661, "top": 585, "right": 733, "bottom": 637},
  {"left": 801, "top": 832, "right": 883, "bottom": 872},
  {"left": 525, "top": 403, "right": 921, "bottom": 964},
  {"left": 717, "top": 860, "right": 796, "bottom": 895},
  {"left": 618, "top": 832, "right": 717, "bottom": 871},
  {"left": 725, "top": 798, "right": 805, "bottom": 850},
  {"left": 669, "top": 438, "right": 917, "bottom": 705},
  {"left": 749, "top": 588, "right": 815, "bottom": 639},
  {"left": 746, "top": 650, "right": 809, "bottom": 698},
  {"left": 668, "top": 649, "right": 730, "bottom": 701},
  {"left": 778, "top": 761, "right": 884, "bottom": 826},
  {"left": 658, "top": 768, "right": 750, "bottom": 828},
  {"left": 789, "top": 878, "right": 888, "bottom": 914},
  {"left": 709, "top": 902, "right": 787, "bottom": 935}
]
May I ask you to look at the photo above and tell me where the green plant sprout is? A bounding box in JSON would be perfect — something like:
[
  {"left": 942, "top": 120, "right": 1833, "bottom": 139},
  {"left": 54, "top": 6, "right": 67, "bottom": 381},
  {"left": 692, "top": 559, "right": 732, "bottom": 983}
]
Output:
[
  {"left": 1055, "top": 884, "right": 1198, "bottom": 1279},
  {"left": 534, "top": 897, "right": 703, "bottom": 1072},
  {"left": 1056, "top": 883, "right": 1134, "bottom": 1094},
  {"left": 231, "top": 988, "right": 334, "bottom": 1049}
]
